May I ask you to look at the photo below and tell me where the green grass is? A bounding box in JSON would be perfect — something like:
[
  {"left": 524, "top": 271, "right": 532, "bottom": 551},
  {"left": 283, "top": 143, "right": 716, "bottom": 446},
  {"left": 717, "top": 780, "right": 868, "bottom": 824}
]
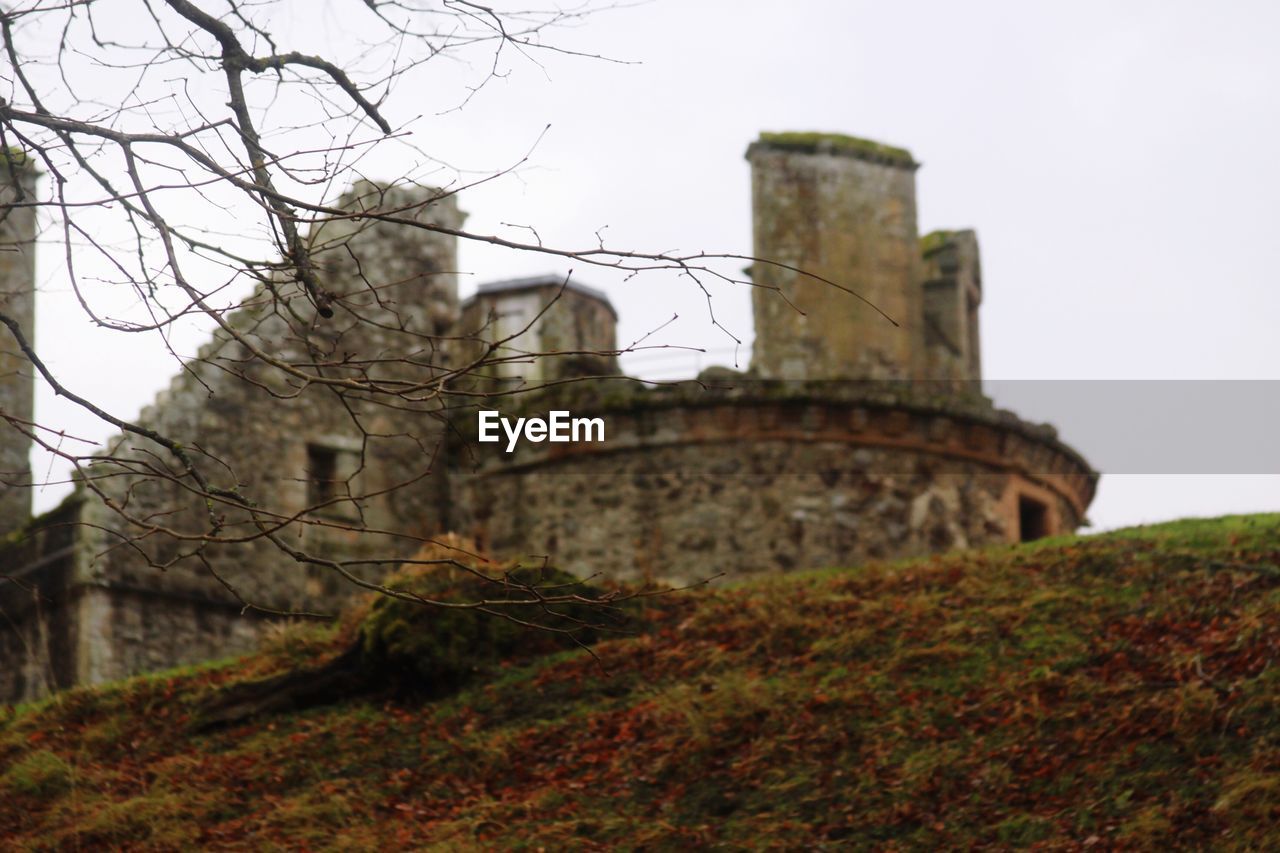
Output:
[{"left": 2, "top": 513, "right": 1280, "bottom": 848}]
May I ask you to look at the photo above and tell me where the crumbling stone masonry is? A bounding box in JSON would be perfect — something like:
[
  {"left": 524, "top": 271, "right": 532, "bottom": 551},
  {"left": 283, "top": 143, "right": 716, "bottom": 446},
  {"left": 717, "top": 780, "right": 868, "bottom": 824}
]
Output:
[
  {"left": 459, "top": 381, "right": 1093, "bottom": 585},
  {"left": 0, "top": 132, "right": 1097, "bottom": 702},
  {"left": 2, "top": 181, "right": 467, "bottom": 700}
]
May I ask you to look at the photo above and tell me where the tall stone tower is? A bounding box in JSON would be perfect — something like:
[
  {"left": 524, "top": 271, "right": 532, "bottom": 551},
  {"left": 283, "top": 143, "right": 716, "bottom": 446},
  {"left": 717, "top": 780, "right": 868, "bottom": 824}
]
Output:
[
  {"left": 746, "top": 132, "right": 923, "bottom": 380},
  {"left": 0, "top": 151, "right": 37, "bottom": 537}
]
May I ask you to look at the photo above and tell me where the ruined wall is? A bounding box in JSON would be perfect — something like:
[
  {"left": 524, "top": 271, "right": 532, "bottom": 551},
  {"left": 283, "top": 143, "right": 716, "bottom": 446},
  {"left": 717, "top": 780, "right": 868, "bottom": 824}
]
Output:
[
  {"left": 2, "top": 183, "right": 465, "bottom": 693},
  {"left": 747, "top": 133, "right": 923, "bottom": 380},
  {"left": 0, "top": 153, "right": 37, "bottom": 537},
  {"left": 459, "top": 385, "right": 1096, "bottom": 586}
]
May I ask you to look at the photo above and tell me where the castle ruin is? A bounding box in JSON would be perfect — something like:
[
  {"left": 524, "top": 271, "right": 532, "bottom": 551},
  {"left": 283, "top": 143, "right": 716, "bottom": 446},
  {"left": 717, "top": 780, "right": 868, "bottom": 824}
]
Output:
[{"left": 0, "top": 133, "right": 1097, "bottom": 702}]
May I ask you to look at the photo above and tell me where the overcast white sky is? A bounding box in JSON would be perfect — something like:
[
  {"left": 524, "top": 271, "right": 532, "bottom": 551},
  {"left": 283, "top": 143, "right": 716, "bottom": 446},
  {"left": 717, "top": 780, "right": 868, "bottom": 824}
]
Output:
[{"left": 25, "top": 0, "right": 1280, "bottom": 529}]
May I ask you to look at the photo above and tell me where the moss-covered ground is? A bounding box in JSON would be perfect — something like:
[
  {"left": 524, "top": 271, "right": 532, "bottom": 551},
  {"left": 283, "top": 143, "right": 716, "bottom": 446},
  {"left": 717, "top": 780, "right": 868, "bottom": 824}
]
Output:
[{"left": 3, "top": 514, "right": 1280, "bottom": 849}]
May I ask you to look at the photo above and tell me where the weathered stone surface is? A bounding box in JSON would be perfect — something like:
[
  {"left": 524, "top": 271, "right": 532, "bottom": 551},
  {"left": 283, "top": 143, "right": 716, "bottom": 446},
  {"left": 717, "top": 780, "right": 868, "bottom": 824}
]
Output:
[
  {"left": 747, "top": 132, "right": 923, "bottom": 380},
  {"left": 921, "top": 229, "right": 983, "bottom": 381},
  {"left": 0, "top": 155, "right": 37, "bottom": 537},
  {"left": 457, "top": 386, "right": 1094, "bottom": 586},
  {"left": 457, "top": 275, "right": 618, "bottom": 382},
  {"left": 1, "top": 183, "right": 466, "bottom": 700}
]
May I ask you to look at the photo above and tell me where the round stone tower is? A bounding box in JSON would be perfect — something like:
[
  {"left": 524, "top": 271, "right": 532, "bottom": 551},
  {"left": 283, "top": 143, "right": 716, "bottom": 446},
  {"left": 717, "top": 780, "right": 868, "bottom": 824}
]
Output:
[
  {"left": 746, "top": 132, "right": 923, "bottom": 380},
  {"left": 0, "top": 150, "right": 37, "bottom": 536}
]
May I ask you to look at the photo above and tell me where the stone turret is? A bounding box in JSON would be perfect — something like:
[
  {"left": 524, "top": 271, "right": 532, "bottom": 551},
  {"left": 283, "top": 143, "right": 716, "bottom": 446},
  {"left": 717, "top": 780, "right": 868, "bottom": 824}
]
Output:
[
  {"left": 746, "top": 132, "right": 923, "bottom": 380},
  {"left": 0, "top": 150, "right": 37, "bottom": 537}
]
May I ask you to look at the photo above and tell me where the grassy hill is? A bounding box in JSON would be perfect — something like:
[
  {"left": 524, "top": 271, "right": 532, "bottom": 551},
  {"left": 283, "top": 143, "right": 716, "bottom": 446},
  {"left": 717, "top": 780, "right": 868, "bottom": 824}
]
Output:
[{"left": 3, "top": 514, "right": 1280, "bottom": 849}]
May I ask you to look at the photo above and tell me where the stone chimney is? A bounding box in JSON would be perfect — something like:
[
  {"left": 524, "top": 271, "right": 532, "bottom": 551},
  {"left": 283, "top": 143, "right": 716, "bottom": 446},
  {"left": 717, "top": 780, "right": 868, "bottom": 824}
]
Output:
[
  {"left": 0, "top": 149, "right": 37, "bottom": 536},
  {"left": 746, "top": 132, "right": 922, "bottom": 380}
]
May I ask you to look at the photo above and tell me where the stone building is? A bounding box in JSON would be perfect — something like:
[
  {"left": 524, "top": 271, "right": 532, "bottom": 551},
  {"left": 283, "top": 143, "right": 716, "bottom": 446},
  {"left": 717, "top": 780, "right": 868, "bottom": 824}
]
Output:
[
  {"left": 457, "top": 275, "right": 620, "bottom": 382},
  {"left": 0, "top": 132, "right": 1097, "bottom": 701},
  {"left": 1, "top": 180, "right": 467, "bottom": 700}
]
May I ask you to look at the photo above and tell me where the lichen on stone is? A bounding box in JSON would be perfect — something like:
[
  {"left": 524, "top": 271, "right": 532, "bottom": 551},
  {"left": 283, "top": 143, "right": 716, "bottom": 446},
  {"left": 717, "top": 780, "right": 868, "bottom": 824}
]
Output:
[
  {"left": 753, "top": 131, "right": 916, "bottom": 167},
  {"left": 1, "top": 147, "right": 33, "bottom": 169},
  {"left": 920, "top": 230, "right": 957, "bottom": 257},
  {"left": 360, "top": 542, "right": 615, "bottom": 691}
]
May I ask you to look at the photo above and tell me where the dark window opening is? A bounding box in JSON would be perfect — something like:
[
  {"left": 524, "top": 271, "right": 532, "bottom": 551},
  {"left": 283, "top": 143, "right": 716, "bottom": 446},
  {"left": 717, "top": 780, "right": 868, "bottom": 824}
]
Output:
[
  {"left": 306, "top": 445, "right": 338, "bottom": 509},
  {"left": 1018, "top": 495, "right": 1050, "bottom": 543}
]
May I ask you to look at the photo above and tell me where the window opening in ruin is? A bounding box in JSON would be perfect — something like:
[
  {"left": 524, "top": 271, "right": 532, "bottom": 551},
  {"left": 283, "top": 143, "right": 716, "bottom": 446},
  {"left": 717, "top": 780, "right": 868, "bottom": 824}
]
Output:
[
  {"left": 1018, "top": 495, "right": 1050, "bottom": 543},
  {"left": 306, "top": 444, "right": 339, "bottom": 509}
]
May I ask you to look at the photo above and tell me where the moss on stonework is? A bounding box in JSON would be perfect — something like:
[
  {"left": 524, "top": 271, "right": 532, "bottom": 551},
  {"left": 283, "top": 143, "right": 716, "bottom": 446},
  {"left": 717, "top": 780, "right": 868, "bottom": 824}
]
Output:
[
  {"left": 2, "top": 147, "right": 32, "bottom": 169},
  {"left": 755, "top": 132, "right": 915, "bottom": 166},
  {"left": 360, "top": 555, "right": 616, "bottom": 692},
  {"left": 920, "top": 230, "right": 956, "bottom": 257},
  {"left": 0, "top": 492, "right": 85, "bottom": 556}
]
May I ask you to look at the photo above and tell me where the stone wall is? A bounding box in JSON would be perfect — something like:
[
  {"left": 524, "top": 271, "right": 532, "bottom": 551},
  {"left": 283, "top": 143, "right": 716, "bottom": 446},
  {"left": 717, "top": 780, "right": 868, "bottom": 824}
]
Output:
[
  {"left": 458, "top": 382, "right": 1096, "bottom": 586},
  {"left": 921, "top": 230, "right": 983, "bottom": 381},
  {"left": 0, "top": 154, "right": 37, "bottom": 537},
  {"left": 1, "top": 183, "right": 466, "bottom": 695}
]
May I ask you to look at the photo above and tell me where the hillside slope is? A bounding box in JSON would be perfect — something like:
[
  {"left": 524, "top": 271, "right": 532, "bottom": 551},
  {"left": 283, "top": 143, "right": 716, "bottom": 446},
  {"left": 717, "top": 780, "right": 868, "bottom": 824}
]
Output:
[{"left": 3, "top": 514, "right": 1280, "bottom": 849}]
